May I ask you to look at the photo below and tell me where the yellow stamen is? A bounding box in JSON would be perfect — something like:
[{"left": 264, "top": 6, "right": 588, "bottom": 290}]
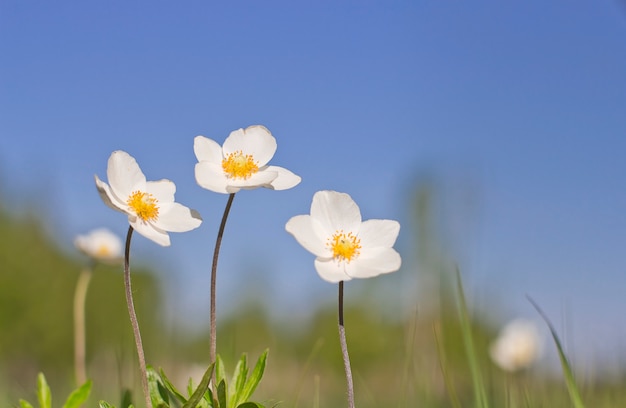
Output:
[
  {"left": 222, "top": 150, "right": 259, "bottom": 180},
  {"left": 96, "top": 245, "right": 111, "bottom": 257},
  {"left": 127, "top": 191, "right": 159, "bottom": 222},
  {"left": 328, "top": 230, "right": 361, "bottom": 263}
]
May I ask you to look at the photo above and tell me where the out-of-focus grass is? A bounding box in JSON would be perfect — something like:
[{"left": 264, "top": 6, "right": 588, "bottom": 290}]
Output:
[{"left": 2, "top": 207, "right": 626, "bottom": 407}]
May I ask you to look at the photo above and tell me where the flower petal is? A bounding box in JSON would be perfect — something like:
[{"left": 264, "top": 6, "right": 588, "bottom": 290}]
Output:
[
  {"left": 226, "top": 169, "right": 278, "bottom": 190},
  {"left": 223, "top": 125, "right": 277, "bottom": 167},
  {"left": 130, "top": 218, "right": 171, "bottom": 246},
  {"left": 285, "top": 215, "right": 330, "bottom": 258},
  {"left": 310, "top": 191, "right": 361, "bottom": 236},
  {"left": 358, "top": 219, "right": 400, "bottom": 249},
  {"left": 95, "top": 175, "right": 127, "bottom": 213},
  {"left": 195, "top": 161, "right": 231, "bottom": 194},
  {"left": 345, "top": 247, "right": 401, "bottom": 279},
  {"left": 194, "top": 136, "right": 223, "bottom": 164},
  {"left": 264, "top": 165, "right": 301, "bottom": 190},
  {"left": 147, "top": 179, "right": 176, "bottom": 204},
  {"left": 107, "top": 151, "right": 146, "bottom": 201},
  {"left": 156, "top": 202, "right": 202, "bottom": 232},
  {"left": 314, "top": 258, "right": 352, "bottom": 283},
  {"left": 75, "top": 228, "right": 123, "bottom": 262}
]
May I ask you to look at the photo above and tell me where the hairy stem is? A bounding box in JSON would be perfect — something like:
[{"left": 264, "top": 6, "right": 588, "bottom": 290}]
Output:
[
  {"left": 338, "top": 281, "right": 355, "bottom": 408},
  {"left": 210, "top": 193, "right": 236, "bottom": 394},
  {"left": 73, "top": 264, "right": 93, "bottom": 385},
  {"left": 124, "top": 226, "right": 152, "bottom": 408}
]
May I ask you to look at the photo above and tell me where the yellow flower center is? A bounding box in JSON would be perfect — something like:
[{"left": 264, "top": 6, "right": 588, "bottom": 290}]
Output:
[
  {"left": 328, "top": 230, "right": 361, "bottom": 263},
  {"left": 222, "top": 150, "right": 259, "bottom": 179},
  {"left": 127, "top": 191, "right": 159, "bottom": 222},
  {"left": 96, "top": 245, "right": 111, "bottom": 257}
]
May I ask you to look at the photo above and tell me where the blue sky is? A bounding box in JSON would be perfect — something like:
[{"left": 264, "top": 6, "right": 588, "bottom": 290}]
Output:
[{"left": 2, "top": 1, "right": 626, "bottom": 367}]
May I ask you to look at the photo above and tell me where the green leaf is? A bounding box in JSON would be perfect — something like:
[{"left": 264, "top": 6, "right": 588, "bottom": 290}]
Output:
[
  {"left": 229, "top": 354, "right": 248, "bottom": 407},
  {"left": 186, "top": 378, "right": 212, "bottom": 408},
  {"left": 36, "top": 373, "right": 52, "bottom": 408},
  {"left": 215, "top": 355, "right": 226, "bottom": 386},
  {"left": 183, "top": 363, "right": 215, "bottom": 408},
  {"left": 159, "top": 368, "right": 189, "bottom": 404},
  {"left": 239, "top": 349, "right": 268, "bottom": 403},
  {"left": 217, "top": 380, "right": 227, "bottom": 408},
  {"left": 120, "top": 389, "right": 133, "bottom": 408},
  {"left": 455, "top": 271, "right": 489, "bottom": 408},
  {"left": 63, "top": 380, "right": 92, "bottom": 408},
  {"left": 98, "top": 402, "right": 116, "bottom": 408},
  {"left": 239, "top": 350, "right": 266, "bottom": 404},
  {"left": 236, "top": 403, "right": 265, "bottom": 408},
  {"left": 147, "top": 366, "right": 170, "bottom": 407},
  {"left": 528, "top": 296, "right": 586, "bottom": 408},
  {"left": 18, "top": 400, "right": 34, "bottom": 408}
]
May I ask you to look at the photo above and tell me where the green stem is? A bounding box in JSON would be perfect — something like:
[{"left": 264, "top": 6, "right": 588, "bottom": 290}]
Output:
[
  {"left": 73, "top": 264, "right": 94, "bottom": 385},
  {"left": 338, "top": 281, "right": 355, "bottom": 408},
  {"left": 210, "top": 193, "right": 236, "bottom": 394},
  {"left": 123, "top": 226, "right": 152, "bottom": 408}
]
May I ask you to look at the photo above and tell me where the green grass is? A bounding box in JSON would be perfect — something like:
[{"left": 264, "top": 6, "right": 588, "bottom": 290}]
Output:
[{"left": 2, "top": 208, "right": 626, "bottom": 407}]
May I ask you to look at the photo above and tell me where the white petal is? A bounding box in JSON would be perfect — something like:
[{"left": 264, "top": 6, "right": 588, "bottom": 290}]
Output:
[
  {"left": 285, "top": 215, "right": 330, "bottom": 258},
  {"left": 75, "top": 228, "right": 123, "bottom": 261},
  {"left": 195, "top": 162, "right": 231, "bottom": 194},
  {"left": 265, "top": 165, "right": 301, "bottom": 190},
  {"left": 194, "top": 136, "right": 223, "bottom": 164},
  {"left": 156, "top": 202, "right": 202, "bottom": 232},
  {"left": 130, "top": 218, "right": 171, "bottom": 246},
  {"left": 223, "top": 125, "right": 277, "bottom": 167},
  {"left": 95, "top": 175, "right": 127, "bottom": 213},
  {"left": 314, "top": 258, "right": 352, "bottom": 283},
  {"left": 310, "top": 191, "right": 361, "bottom": 235},
  {"left": 345, "top": 247, "right": 402, "bottom": 279},
  {"left": 226, "top": 169, "right": 278, "bottom": 190},
  {"left": 107, "top": 151, "right": 146, "bottom": 201},
  {"left": 358, "top": 219, "right": 400, "bottom": 249},
  {"left": 147, "top": 179, "right": 176, "bottom": 204}
]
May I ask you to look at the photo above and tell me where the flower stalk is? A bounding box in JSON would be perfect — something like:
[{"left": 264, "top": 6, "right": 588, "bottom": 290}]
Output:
[
  {"left": 123, "top": 226, "right": 152, "bottom": 408},
  {"left": 209, "top": 193, "right": 236, "bottom": 394},
  {"left": 73, "top": 263, "right": 94, "bottom": 385},
  {"left": 338, "top": 281, "right": 355, "bottom": 408}
]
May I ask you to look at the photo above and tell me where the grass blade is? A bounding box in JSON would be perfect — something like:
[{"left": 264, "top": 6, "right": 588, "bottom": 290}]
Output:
[
  {"left": 36, "top": 373, "right": 52, "bottom": 408},
  {"left": 433, "top": 324, "right": 461, "bottom": 408},
  {"left": 183, "top": 363, "right": 215, "bottom": 408},
  {"left": 63, "top": 380, "right": 92, "bottom": 408},
  {"left": 455, "top": 270, "right": 489, "bottom": 408},
  {"left": 159, "top": 368, "right": 188, "bottom": 404},
  {"left": 240, "top": 349, "right": 268, "bottom": 402},
  {"left": 527, "top": 296, "right": 585, "bottom": 408}
]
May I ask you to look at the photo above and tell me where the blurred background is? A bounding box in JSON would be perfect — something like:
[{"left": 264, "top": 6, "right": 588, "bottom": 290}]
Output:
[{"left": 1, "top": 1, "right": 626, "bottom": 406}]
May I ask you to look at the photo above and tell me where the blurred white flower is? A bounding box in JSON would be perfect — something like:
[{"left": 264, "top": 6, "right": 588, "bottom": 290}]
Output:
[
  {"left": 285, "top": 190, "right": 401, "bottom": 283},
  {"left": 74, "top": 228, "right": 123, "bottom": 263},
  {"left": 95, "top": 150, "right": 202, "bottom": 246},
  {"left": 490, "top": 319, "right": 543, "bottom": 372},
  {"left": 194, "top": 125, "right": 301, "bottom": 194}
]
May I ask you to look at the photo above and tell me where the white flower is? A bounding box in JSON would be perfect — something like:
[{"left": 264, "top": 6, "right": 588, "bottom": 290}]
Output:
[
  {"left": 285, "top": 190, "right": 401, "bottom": 283},
  {"left": 74, "top": 228, "right": 123, "bottom": 263},
  {"left": 95, "top": 150, "right": 202, "bottom": 246},
  {"left": 194, "top": 125, "right": 301, "bottom": 194},
  {"left": 490, "top": 319, "right": 543, "bottom": 372}
]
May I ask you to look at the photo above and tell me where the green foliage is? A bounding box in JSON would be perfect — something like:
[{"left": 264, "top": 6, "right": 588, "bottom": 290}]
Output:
[
  {"left": 97, "top": 402, "right": 135, "bottom": 408},
  {"left": 19, "top": 373, "right": 91, "bottom": 408},
  {"left": 125, "top": 351, "right": 269, "bottom": 408},
  {"left": 455, "top": 270, "right": 489, "bottom": 408},
  {"left": 0, "top": 209, "right": 163, "bottom": 385},
  {"left": 4, "top": 190, "right": 626, "bottom": 407},
  {"left": 221, "top": 349, "right": 268, "bottom": 407},
  {"left": 528, "top": 297, "right": 586, "bottom": 408}
]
